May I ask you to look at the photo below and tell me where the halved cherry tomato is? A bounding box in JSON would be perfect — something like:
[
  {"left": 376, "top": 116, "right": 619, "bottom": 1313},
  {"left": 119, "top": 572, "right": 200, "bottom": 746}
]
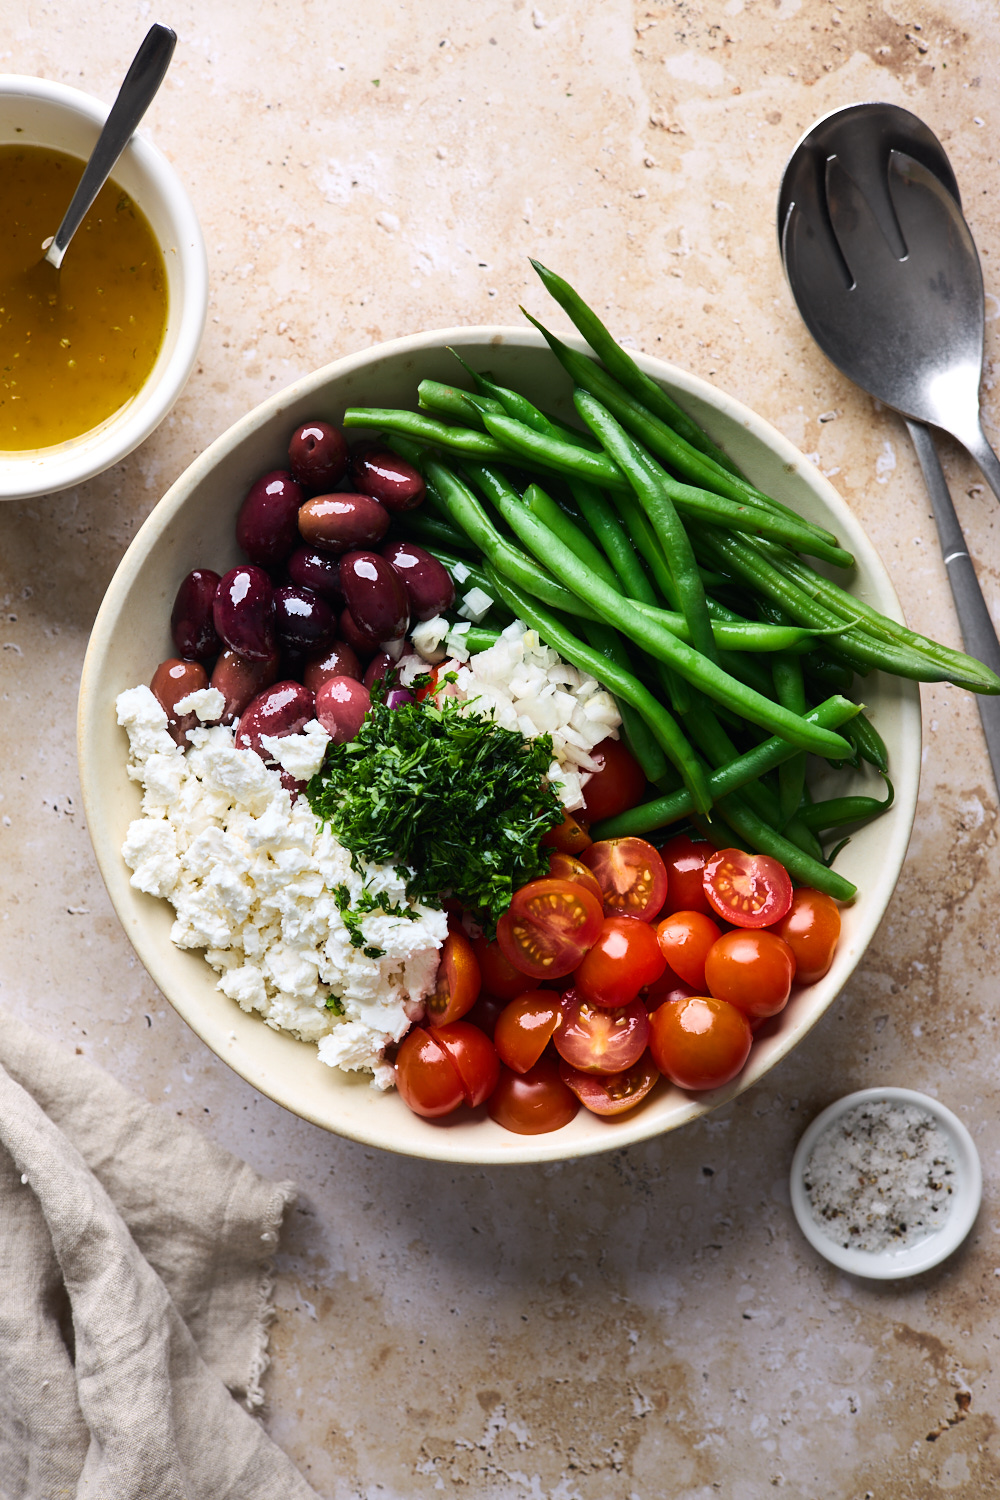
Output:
[
  {"left": 704, "top": 929, "right": 796, "bottom": 1018},
  {"left": 580, "top": 736, "right": 647, "bottom": 822},
  {"left": 494, "top": 991, "right": 564, "bottom": 1073},
  {"left": 703, "top": 848, "right": 793, "bottom": 929},
  {"left": 463, "top": 991, "right": 506, "bottom": 1040},
  {"left": 547, "top": 850, "right": 604, "bottom": 905},
  {"left": 473, "top": 933, "right": 533, "bottom": 1003},
  {"left": 487, "top": 1056, "right": 580, "bottom": 1134},
  {"left": 425, "top": 929, "right": 481, "bottom": 1026},
  {"left": 657, "top": 833, "right": 718, "bottom": 918},
  {"left": 559, "top": 1052, "right": 660, "bottom": 1116},
  {"left": 775, "top": 888, "right": 842, "bottom": 983},
  {"left": 553, "top": 991, "right": 649, "bottom": 1074},
  {"left": 581, "top": 837, "right": 668, "bottom": 921},
  {"left": 573, "top": 915, "right": 666, "bottom": 1008},
  {"left": 496, "top": 878, "right": 604, "bottom": 980},
  {"left": 647, "top": 994, "right": 752, "bottom": 1091},
  {"left": 432, "top": 1021, "right": 500, "bottom": 1107},
  {"left": 395, "top": 1028, "right": 464, "bottom": 1117},
  {"left": 540, "top": 808, "right": 592, "bottom": 855},
  {"left": 655, "top": 910, "right": 723, "bottom": 992}
]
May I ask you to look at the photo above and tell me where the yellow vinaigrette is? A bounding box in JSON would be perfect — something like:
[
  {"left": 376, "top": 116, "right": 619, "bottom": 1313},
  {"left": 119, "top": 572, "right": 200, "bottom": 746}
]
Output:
[{"left": 0, "top": 144, "right": 168, "bottom": 451}]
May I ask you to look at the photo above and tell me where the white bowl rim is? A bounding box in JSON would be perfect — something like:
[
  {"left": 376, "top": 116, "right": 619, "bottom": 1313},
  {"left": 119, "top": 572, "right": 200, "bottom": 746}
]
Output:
[
  {"left": 0, "top": 73, "right": 208, "bottom": 500},
  {"left": 789, "top": 1086, "right": 982, "bottom": 1278},
  {"left": 78, "top": 325, "right": 923, "bottom": 1163}
]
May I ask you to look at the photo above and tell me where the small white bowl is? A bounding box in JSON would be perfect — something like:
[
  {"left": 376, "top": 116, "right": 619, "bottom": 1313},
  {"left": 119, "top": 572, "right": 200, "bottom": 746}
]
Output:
[
  {"left": 790, "top": 1087, "right": 982, "bottom": 1278},
  {"left": 0, "top": 76, "right": 207, "bottom": 501}
]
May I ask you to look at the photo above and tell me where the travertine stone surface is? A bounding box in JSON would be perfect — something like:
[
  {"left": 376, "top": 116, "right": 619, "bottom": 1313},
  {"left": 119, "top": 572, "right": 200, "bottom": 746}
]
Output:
[{"left": 3, "top": 2, "right": 1000, "bottom": 1494}]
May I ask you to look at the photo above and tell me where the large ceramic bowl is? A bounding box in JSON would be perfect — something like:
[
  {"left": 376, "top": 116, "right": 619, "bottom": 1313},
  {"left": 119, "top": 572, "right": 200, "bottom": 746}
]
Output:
[
  {"left": 78, "top": 329, "right": 921, "bottom": 1164},
  {"left": 0, "top": 76, "right": 207, "bottom": 500}
]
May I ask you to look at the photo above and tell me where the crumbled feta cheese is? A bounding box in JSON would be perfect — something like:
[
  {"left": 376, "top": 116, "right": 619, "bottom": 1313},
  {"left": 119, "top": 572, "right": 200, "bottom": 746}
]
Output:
[
  {"left": 260, "top": 719, "right": 330, "bottom": 782},
  {"left": 174, "top": 686, "right": 225, "bottom": 722}
]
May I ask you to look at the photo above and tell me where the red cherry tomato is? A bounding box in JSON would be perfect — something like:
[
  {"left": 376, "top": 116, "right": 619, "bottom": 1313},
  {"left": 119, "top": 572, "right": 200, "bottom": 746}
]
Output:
[
  {"left": 463, "top": 990, "right": 506, "bottom": 1040},
  {"left": 775, "top": 889, "right": 842, "bottom": 983},
  {"left": 547, "top": 850, "right": 604, "bottom": 906},
  {"left": 647, "top": 994, "right": 752, "bottom": 1091},
  {"left": 657, "top": 833, "right": 718, "bottom": 918},
  {"left": 581, "top": 837, "right": 668, "bottom": 921},
  {"left": 642, "top": 959, "right": 697, "bottom": 1009},
  {"left": 395, "top": 1028, "right": 464, "bottom": 1117},
  {"left": 496, "top": 878, "right": 604, "bottom": 980},
  {"left": 553, "top": 991, "right": 649, "bottom": 1074},
  {"left": 704, "top": 930, "right": 796, "bottom": 1018},
  {"left": 487, "top": 1057, "right": 580, "bottom": 1134},
  {"left": 702, "top": 848, "right": 793, "bottom": 929},
  {"left": 494, "top": 991, "right": 564, "bottom": 1073},
  {"left": 540, "top": 809, "right": 593, "bottom": 855},
  {"left": 425, "top": 929, "right": 481, "bottom": 1027},
  {"left": 573, "top": 915, "right": 666, "bottom": 1008},
  {"left": 431, "top": 1021, "right": 500, "bottom": 1107},
  {"left": 655, "top": 910, "right": 723, "bottom": 992},
  {"left": 472, "top": 934, "right": 533, "bottom": 1003},
  {"left": 559, "top": 1052, "right": 660, "bottom": 1116},
  {"left": 580, "top": 736, "right": 647, "bottom": 822}
]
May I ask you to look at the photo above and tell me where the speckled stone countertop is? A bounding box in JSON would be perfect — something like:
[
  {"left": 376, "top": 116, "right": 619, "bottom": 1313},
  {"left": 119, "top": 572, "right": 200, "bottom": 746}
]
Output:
[{"left": 3, "top": 2, "right": 1000, "bottom": 1495}]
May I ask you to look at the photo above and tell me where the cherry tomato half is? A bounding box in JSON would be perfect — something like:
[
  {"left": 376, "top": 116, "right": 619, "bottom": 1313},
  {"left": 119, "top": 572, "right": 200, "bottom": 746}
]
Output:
[
  {"left": 775, "top": 888, "right": 842, "bottom": 983},
  {"left": 487, "top": 1056, "right": 580, "bottom": 1134},
  {"left": 553, "top": 991, "right": 649, "bottom": 1074},
  {"left": 494, "top": 991, "right": 564, "bottom": 1073},
  {"left": 581, "top": 837, "right": 668, "bottom": 922},
  {"left": 703, "top": 848, "right": 793, "bottom": 929},
  {"left": 657, "top": 833, "right": 718, "bottom": 918},
  {"left": 541, "top": 809, "right": 593, "bottom": 855},
  {"left": 704, "top": 929, "right": 796, "bottom": 1018},
  {"left": 655, "top": 910, "right": 723, "bottom": 992},
  {"left": 580, "top": 736, "right": 647, "bottom": 822},
  {"left": 547, "top": 850, "right": 604, "bottom": 906},
  {"left": 463, "top": 991, "right": 506, "bottom": 1040},
  {"left": 559, "top": 1052, "right": 660, "bottom": 1116},
  {"left": 473, "top": 933, "right": 534, "bottom": 1003},
  {"left": 647, "top": 994, "right": 752, "bottom": 1091},
  {"left": 496, "top": 878, "right": 604, "bottom": 980},
  {"left": 574, "top": 915, "right": 666, "bottom": 1008},
  {"left": 395, "top": 1028, "right": 464, "bottom": 1117},
  {"left": 431, "top": 1021, "right": 500, "bottom": 1107},
  {"left": 425, "top": 929, "right": 482, "bottom": 1026}
]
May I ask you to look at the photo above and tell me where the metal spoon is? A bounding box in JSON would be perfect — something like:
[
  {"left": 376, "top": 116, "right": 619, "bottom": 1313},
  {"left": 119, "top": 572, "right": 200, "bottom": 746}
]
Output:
[
  {"left": 43, "top": 23, "right": 176, "bottom": 270},
  {"left": 778, "top": 102, "right": 1000, "bottom": 789}
]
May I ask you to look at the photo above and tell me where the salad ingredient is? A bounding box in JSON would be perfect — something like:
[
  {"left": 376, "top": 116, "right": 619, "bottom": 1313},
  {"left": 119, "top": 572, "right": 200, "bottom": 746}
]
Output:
[
  {"left": 546, "top": 851, "right": 604, "bottom": 906},
  {"left": 297, "top": 493, "right": 389, "bottom": 554},
  {"left": 493, "top": 992, "right": 563, "bottom": 1073},
  {"left": 303, "top": 641, "right": 362, "bottom": 693},
  {"left": 395, "top": 1028, "right": 466, "bottom": 1117},
  {"left": 580, "top": 836, "right": 668, "bottom": 921},
  {"left": 314, "top": 676, "right": 371, "bottom": 744},
  {"left": 382, "top": 541, "right": 456, "bottom": 620},
  {"left": 496, "top": 878, "right": 604, "bottom": 978},
  {"left": 486, "top": 1057, "right": 580, "bottom": 1134},
  {"left": 703, "top": 848, "right": 794, "bottom": 929},
  {"left": 559, "top": 1054, "right": 660, "bottom": 1117},
  {"left": 210, "top": 649, "right": 279, "bottom": 724},
  {"left": 213, "top": 566, "right": 276, "bottom": 661},
  {"left": 704, "top": 929, "right": 796, "bottom": 1018},
  {"left": 579, "top": 737, "right": 647, "bottom": 822},
  {"left": 234, "top": 681, "right": 314, "bottom": 764},
  {"left": 647, "top": 994, "right": 753, "bottom": 1091},
  {"left": 273, "top": 585, "right": 336, "bottom": 654},
  {"left": 151, "top": 659, "right": 209, "bottom": 744},
  {"left": 464, "top": 991, "right": 506, "bottom": 1040},
  {"left": 236, "top": 470, "right": 305, "bottom": 567},
  {"left": 573, "top": 916, "right": 666, "bottom": 1007},
  {"left": 432, "top": 1021, "right": 500, "bottom": 1107},
  {"left": 541, "top": 810, "right": 593, "bottom": 855},
  {"left": 340, "top": 551, "right": 409, "bottom": 641},
  {"left": 777, "top": 889, "right": 842, "bottom": 983},
  {"left": 288, "top": 420, "right": 348, "bottom": 492},
  {"left": 655, "top": 911, "right": 723, "bottom": 992},
  {"left": 350, "top": 447, "right": 426, "bottom": 511},
  {"left": 425, "top": 929, "right": 481, "bottom": 1026},
  {"left": 657, "top": 834, "right": 717, "bottom": 918},
  {"left": 473, "top": 934, "right": 532, "bottom": 1002},
  {"left": 287, "top": 546, "right": 345, "bottom": 604},
  {"left": 552, "top": 993, "right": 649, "bottom": 1074},
  {"left": 170, "top": 570, "right": 222, "bottom": 662}
]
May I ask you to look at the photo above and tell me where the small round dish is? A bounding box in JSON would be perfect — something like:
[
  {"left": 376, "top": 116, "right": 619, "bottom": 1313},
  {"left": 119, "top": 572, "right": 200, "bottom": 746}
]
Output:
[{"left": 790, "top": 1087, "right": 982, "bottom": 1279}]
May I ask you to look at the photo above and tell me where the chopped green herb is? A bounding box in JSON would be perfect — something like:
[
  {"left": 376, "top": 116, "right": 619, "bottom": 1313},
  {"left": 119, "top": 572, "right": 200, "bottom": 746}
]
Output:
[
  {"left": 331, "top": 883, "right": 387, "bottom": 958},
  {"left": 324, "top": 995, "right": 345, "bottom": 1016}
]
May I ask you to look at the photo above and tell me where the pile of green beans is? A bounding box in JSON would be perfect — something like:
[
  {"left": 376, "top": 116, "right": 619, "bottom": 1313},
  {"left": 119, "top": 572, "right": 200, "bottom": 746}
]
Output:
[{"left": 344, "top": 263, "right": 1000, "bottom": 902}]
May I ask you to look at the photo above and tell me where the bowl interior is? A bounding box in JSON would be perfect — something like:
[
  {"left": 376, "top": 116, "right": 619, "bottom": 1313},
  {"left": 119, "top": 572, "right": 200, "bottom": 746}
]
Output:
[{"left": 78, "top": 329, "right": 922, "bottom": 1163}]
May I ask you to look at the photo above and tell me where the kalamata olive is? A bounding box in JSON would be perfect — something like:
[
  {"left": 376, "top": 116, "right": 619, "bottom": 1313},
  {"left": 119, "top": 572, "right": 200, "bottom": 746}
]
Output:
[
  {"left": 303, "top": 640, "right": 363, "bottom": 694},
  {"left": 170, "top": 569, "right": 222, "bottom": 660},
  {"left": 315, "top": 676, "right": 370, "bottom": 745},
  {"left": 235, "top": 681, "right": 315, "bottom": 763},
  {"left": 298, "top": 494, "right": 390, "bottom": 555},
  {"left": 213, "top": 566, "right": 276, "bottom": 661},
  {"left": 338, "top": 605, "right": 381, "bottom": 661},
  {"left": 273, "top": 585, "right": 336, "bottom": 654},
  {"left": 236, "top": 471, "right": 305, "bottom": 567},
  {"left": 363, "top": 652, "right": 399, "bottom": 691},
  {"left": 350, "top": 448, "right": 426, "bottom": 512},
  {"left": 381, "top": 541, "right": 456, "bottom": 621},
  {"left": 340, "top": 551, "right": 409, "bottom": 642},
  {"left": 286, "top": 546, "right": 344, "bottom": 605},
  {"left": 288, "top": 420, "right": 349, "bottom": 493},
  {"left": 151, "top": 658, "right": 209, "bottom": 745},
  {"left": 210, "top": 649, "right": 280, "bottom": 725}
]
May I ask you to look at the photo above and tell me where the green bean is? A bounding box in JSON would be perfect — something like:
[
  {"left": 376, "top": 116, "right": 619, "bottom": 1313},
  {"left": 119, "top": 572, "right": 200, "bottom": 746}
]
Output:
[
  {"left": 632, "top": 604, "right": 817, "bottom": 655},
  {"left": 523, "top": 483, "right": 621, "bottom": 589},
  {"left": 715, "top": 792, "right": 857, "bottom": 901},
  {"left": 393, "top": 511, "right": 478, "bottom": 555},
  {"left": 417, "top": 379, "right": 502, "bottom": 424},
  {"left": 569, "top": 479, "right": 657, "bottom": 603},
  {"left": 580, "top": 622, "right": 670, "bottom": 783},
  {"left": 447, "top": 350, "right": 604, "bottom": 451},
  {"left": 772, "top": 653, "right": 807, "bottom": 828},
  {"left": 795, "top": 776, "right": 894, "bottom": 833},
  {"left": 609, "top": 487, "right": 679, "bottom": 606},
  {"left": 844, "top": 713, "right": 889, "bottom": 774},
  {"left": 591, "top": 696, "right": 861, "bottom": 839},
  {"left": 345, "top": 407, "right": 511, "bottom": 462},
  {"left": 463, "top": 626, "right": 502, "bottom": 653},
  {"left": 480, "top": 407, "right": 628, "bottom": 489},
  {"left": 801, "top": 652, "right": 855, "bottom": 698},
  {"left": 420, "top": 547, "right": 496, "bottom": 599}
]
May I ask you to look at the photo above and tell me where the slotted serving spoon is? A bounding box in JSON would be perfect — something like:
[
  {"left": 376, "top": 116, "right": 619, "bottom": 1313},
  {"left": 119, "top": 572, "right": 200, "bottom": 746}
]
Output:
[{"left": 779, "top": 102, "right": 1000, "bottom": 788}]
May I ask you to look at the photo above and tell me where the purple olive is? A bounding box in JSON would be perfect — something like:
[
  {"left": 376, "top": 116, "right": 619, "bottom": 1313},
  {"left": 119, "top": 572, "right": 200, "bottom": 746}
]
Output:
[
  {"left": 298, "top": 493, "right": 390, "bottom": 555},
  {"left": 273, "top": 585, "right": 336, "bottom": 654},
  {"left": 350, "top": 448, "right": 426, "bottom": 512},
  {"left": 170, "top": 569, "right": 222, "bottom": 660},
  {"left": 214, "top": 566, "right": 276, "bottom": 661},
  {"left": 236, "top": 470, "right": 305, "bottom": 568},
  {"left": 286, "top": 546, "right": 344, "bottom": 605},
  {"left": 340, "top": 551, "right": 409, "bottom": 643},
  {"left": 363, "top": 651, "right": 399, "bottom": 691},
  {"left": 151, "top": 658, "right": 210, "bottom": 745},
  {"left": 235, "top": 681, "right": 315, "bottom": 763},
  {"left": 381, "top": 541, "right": 456, "bottom": 621},
  {"left": 338, "top": 605, "right": 381, "bottom": 661},
  {"left": 210, "top": 649, "right": 280, "bottom": 725},
  {"left": 303, "top": 640, "right": 363, "bottom": 695},
  {"left": 315, "top": 676, "right": 370, "bottom": 744},
  {"left": 288, "top": 420, "right": 349, "bottom": 494}
]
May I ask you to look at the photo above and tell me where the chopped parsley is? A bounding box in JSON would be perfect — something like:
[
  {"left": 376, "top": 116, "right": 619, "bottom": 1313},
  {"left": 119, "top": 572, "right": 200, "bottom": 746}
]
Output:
[
  {"left": 324, "top": 994, "right": 346, "bottom": 1016},
  {"left": 307, "top": 688, "right": 564, "bottom": 931}
]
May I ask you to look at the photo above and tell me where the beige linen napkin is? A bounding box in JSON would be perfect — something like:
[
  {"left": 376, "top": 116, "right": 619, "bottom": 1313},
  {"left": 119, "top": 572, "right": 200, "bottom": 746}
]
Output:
[{"left": 0, "top": 1013, "right": 321, "bottom": 1500}]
